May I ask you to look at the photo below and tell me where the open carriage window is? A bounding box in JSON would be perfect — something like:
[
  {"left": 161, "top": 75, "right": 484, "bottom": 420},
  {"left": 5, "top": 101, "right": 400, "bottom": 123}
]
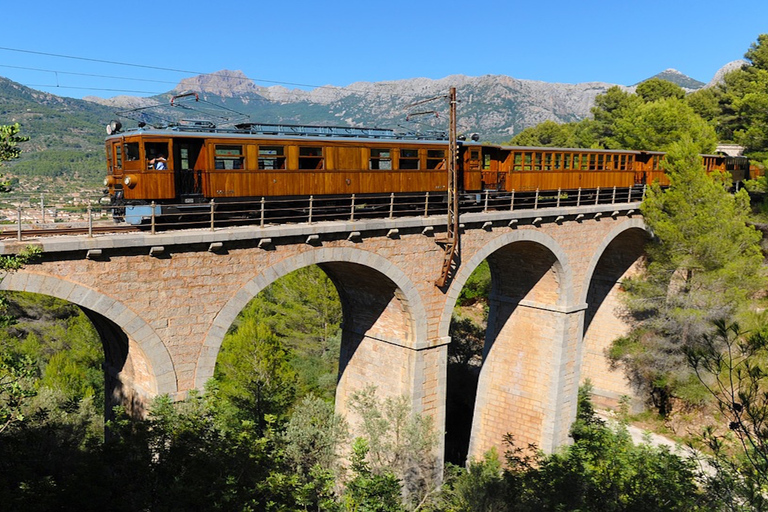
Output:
[
  {"left": 298, "top": 146, "right": 324, "bottom": 169},
  {"left": 258, "top": 146, "right": 286, "bottom": 170},
  {"left": 145, "top": 142, "right": 170, "bottom": 169},
  {"left": 214, "top": 145, "right": 244, "bottom": 170},
  {"left": 426, "top": 149, "right": 445, "bottom": 170},
  {"left": 399, "top": 149, "right": 420, "bottom": 170},
  {"left": 369, "top": 148, "right": 392, "bottom": 170}
]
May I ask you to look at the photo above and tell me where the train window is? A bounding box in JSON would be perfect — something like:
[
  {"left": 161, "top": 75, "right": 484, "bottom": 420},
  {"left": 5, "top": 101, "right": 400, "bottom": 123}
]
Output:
[
  {"left": 370, "top": 148, "right": 392, "bottom": 170},
  {"left": 543, "top": 153, "right": 552, "bottom": 171},
  {"left": 145, "top": 142, "right": 169, "bottom": 169},
  {"left": 483, "top": 154, "right": 492, "bottom": 170},
  {"left": 299, "top": 146, "right": 324, "bottom": 169},
  {"left": 553, "top": 153, "right": 562, "bottom": 170},
  {"left": 534, "top": 152, "right": 542, "bottom": 170},
  {"left": 513, "top": 153, "right": 522, "bottom": 171},
  {"left": 259, "top": 146, "right": 286, "bottom": 170},
  {"left": 125, "top": 142, "right": 139, "bottom": 161},
  {"left": 426, "top": 149, "right": 445, "bottom": 169},
  {"left": 215, "top": 145, "right": 244, "bottom": 170},
  {"left": 115, "top": 144, "right": 123, "bottom": 168},
  {"left": 399, "top": 148, "right": 420, "bottom": 170},
  {"left": 524, "top": 152, "right": 533, "bottom": 171}
]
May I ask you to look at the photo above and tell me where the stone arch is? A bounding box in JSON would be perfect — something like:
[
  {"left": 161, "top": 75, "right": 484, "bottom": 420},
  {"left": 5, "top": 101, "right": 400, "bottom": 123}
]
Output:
[
  {"left": 438, "top": 230, "right": 579, "bottom": 459},
  {"left": 438, "top": 230, "right": 573, "bottom": 339},
  {"left": 195, "top": 246, "right": 429, "bottom": 390},
  {"left": 579, "top": 218, "right": 650, "bottom": 409},
  {"left": 0, "top": 271, "right": 177, "bottom": 414}
]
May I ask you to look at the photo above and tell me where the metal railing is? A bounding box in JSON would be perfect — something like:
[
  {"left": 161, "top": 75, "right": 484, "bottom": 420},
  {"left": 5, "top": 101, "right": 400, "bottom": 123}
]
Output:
[{"left": 0, "top": 186, "right": 646, "bottom": 241}]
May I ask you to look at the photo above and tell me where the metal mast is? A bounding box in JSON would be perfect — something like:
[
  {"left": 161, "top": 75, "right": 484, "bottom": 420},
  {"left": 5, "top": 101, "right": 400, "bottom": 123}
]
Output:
[{"left": 435, "top": 87, "right": 459, "bottom": 288}]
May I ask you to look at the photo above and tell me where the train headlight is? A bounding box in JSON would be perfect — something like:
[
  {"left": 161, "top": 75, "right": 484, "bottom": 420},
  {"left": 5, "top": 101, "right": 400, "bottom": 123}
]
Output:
[
  {"left": 123, "top": 175, "right": 137, "bottom": 188},
  {"left": 104, "top": 176, "right": 116, "bottom": 187}
]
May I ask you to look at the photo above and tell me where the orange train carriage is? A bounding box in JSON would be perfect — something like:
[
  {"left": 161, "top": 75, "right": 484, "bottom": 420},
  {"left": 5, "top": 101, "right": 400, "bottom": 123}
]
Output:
[{"left": 101, "top": 121, "right": 754, "bottom": 224}]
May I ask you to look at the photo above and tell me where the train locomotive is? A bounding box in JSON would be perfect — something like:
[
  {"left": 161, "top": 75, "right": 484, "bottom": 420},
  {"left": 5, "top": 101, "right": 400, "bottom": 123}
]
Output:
[{"left": 101, "top": 118, "right": 753, "bottom": 225}]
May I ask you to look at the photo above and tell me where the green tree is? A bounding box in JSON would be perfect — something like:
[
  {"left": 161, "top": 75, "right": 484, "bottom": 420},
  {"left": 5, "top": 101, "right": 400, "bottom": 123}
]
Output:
[
  {"left": 348, "top": 387, "right": 440, "bottom": 509},
  {"left": 611, "top": 97, "right": 717, "bottom": 153},
  {"left": 636, "top": 78, "right": 686, "bottom": 103},
  {"left": 713, "top": 34, "right": 768, "bottom": 159},
  {"left": 611, "top": 138, "right": 765, "bottom": 413},
  {"left": 509, "top": 120, "right": 578, "bottom": 147},
  {"left": 0, "top": 123, "right": 28, "bottom": 192},
  {"left": 213, "top": 318, "right": 297, "bottom": 435}
]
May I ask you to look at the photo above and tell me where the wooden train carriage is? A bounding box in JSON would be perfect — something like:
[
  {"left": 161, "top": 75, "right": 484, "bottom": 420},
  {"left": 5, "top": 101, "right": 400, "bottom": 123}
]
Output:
[
  {"left": 104, "top": 125, "right": 473, "bottom": 208},
  {"left": 488, "top": 146, "right": 667, "bottom": 192}
]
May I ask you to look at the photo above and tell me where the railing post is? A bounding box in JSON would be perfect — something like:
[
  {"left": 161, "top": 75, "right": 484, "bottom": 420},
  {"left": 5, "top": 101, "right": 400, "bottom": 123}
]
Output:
[
  {"left": 611, "top": 186, "right": 616, "bottom": 204},
  {"left": 595, "top": 187, "right": 600, "bottom": 205},
  {"left": 308, "top": 195, "right": 314, "bottom": 224},
  {"left": 510, "top": 190, "right": 515, "bottom": 211},
  {"left": 534, "top": 188, "right": 539, "bottom": 209},
  {"left": 87, "top": 203, "right": 93, "bottom": 238},
  {"left": 389, "top": 193, "right": 395, "bottom": 219},
  {"left": 16, "top": 204, "right": 22, "bottom": 241},
  {"left": 260, "top": 197, "right": 265, "bottom": 227},
  {"left": 151, "top": 201, "right": 156, "bottom": 235},
  {"left": 424, "top": 192, "right": 430, "bottom": 217},
  {"left": 556, "top": 188, "right": 561, "bottom": 208},
  {"left": 483, "top": 190, "right": 489, "bottom": 212},
  {"left": 628, "top": 186, "right": 632, "bottom": 203},
  {"left": 350, "top": 194, "right": 356, "bottom": 221},
  {"left": 642, "top": 184, "right": 647, "bottom": 200},
  {"left": 40, "top": 193, "right": 45, "bottom": 224},
  {"left": 210, "top": 199, "right": 215, "bottom": 231},
  {"left": 577, "top": 187, "right": 582, "bottom": 207}
]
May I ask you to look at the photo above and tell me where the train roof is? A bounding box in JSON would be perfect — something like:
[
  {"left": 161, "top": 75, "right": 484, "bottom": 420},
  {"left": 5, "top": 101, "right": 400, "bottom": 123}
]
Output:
[{"left": 105, "top": 120, "right": 460, "bottom": 145}]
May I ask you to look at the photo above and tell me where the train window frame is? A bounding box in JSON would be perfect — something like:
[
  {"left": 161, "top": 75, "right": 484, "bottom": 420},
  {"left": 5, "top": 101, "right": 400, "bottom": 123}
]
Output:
[
  {"left": 399, "top": 148, "right": 420, "bottom": 170},
  {"left": 214, "top": 144, "right": 245, "bottom": 170},
  {"left": 426, "top": 149, "right": 446, "bottom": 170},
  {"left": 258, "top": 145, "right": 286, "bottom": 170},
  {"left": 124, "top": 142, "right": 139, "bottom": 162},
  {"left": 115, "top": 143, "right": 123, "bottom": 169},
  {"left": 298, "top": 146, "right": 324, "bottom": 170},
  {"left": 369, "top": 148, "right": 392, "bottom": 170}
]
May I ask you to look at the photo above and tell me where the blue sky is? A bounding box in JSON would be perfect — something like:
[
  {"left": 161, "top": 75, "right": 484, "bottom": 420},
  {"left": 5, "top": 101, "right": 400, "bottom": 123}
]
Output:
[{"left": 1, "top": 0, "right": 766, "bottom": 100}]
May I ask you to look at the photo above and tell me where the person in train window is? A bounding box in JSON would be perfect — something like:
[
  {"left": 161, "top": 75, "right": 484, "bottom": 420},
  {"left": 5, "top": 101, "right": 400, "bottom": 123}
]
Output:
[{"left": 150, "top": 154, "right": 167, "bottom": 170}]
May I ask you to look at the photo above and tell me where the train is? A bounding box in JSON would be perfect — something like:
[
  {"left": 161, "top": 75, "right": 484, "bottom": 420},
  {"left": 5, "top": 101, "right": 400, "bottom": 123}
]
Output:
[{"left": 101, "top": 119, "right": 754, "bottom": 225}]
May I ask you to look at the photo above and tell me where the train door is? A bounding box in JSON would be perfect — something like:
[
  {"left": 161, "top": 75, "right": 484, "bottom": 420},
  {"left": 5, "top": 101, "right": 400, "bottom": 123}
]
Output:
[
  {"left": 481, "top": 147, "right": 502, "bottom": 190},
  {"left": 174, "top": 139, "right": 204, "bottom": 199},
  {"left": 462, "top": 145, "right": 482, "bottom": 191}
]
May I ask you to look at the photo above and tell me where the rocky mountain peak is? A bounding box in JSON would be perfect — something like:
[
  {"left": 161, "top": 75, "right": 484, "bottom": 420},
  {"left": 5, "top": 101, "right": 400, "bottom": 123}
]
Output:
[{"left": 176, "top": 70, "right": 263, "bottom": 98}]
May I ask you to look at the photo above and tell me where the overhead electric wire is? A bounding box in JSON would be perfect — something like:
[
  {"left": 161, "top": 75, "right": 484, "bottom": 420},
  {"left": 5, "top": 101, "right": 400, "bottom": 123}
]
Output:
[
  {"left": 0, "top": 46, "right": 450, "bottom": 131},
  {"left": 0, "top": 46, "right": 385, "bottom": 96}
]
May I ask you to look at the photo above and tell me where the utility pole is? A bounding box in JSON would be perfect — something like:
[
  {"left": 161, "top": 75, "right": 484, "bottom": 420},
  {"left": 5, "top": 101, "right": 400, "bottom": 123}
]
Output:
[
  {"left": 435, "top": 87, "right": 459, "bottom": 288},
  {"left": 404, "top": 87, "right": 460, "bottom": 287}
]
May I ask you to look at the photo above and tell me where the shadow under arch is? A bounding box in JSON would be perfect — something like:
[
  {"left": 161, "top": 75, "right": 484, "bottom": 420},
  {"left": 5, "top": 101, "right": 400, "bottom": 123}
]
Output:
[
  {"left": 579, "top": 218, "right": 651, "bottom": 408},
  {"left": 195, "top": 246, "right": 430, "bottom": 391},
  {"left": 0, "top": 271, "right": 177, "bottom": 416}
]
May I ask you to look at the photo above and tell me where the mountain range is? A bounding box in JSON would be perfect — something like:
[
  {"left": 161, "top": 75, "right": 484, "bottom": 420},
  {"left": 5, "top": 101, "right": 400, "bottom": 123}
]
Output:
[{"left": 0, "top": 61, "right": 743, "bottom": 190}]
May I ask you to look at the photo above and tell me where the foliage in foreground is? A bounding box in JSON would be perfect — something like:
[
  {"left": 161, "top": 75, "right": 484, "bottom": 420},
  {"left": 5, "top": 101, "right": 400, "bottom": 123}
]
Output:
[{"left": 442, "top": 384, "right": 706, "bottom": 511}]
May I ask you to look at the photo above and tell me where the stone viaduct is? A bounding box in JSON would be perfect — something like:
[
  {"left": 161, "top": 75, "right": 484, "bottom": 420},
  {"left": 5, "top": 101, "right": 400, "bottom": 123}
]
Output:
[{"left": 0, "top": 200, "right": 647, "bottom": 462}]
